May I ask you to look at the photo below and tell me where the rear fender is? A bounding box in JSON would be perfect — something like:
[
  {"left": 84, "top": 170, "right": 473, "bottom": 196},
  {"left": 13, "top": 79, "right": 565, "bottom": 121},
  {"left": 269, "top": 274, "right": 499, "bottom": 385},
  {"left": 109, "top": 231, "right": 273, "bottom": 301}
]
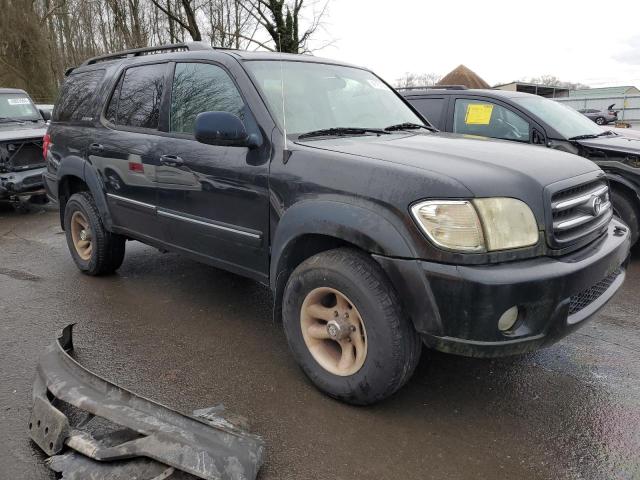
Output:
[{"left": 58, "top": 157, "right": 113, "bottom": 230}]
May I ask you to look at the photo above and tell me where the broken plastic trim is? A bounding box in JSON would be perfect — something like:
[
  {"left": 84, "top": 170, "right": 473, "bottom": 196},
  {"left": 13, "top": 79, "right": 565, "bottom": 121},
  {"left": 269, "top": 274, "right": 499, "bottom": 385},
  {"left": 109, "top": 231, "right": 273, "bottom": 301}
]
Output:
[{"left": 29, "top": 324, "right": 265, "bottom": 480}]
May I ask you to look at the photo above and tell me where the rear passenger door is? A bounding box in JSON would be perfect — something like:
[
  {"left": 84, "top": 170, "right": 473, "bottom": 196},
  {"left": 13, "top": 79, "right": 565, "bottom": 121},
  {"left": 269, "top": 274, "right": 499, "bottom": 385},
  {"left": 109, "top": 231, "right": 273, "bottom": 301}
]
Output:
[
  {"left": 93, "top": 62, "right": 169, "bottom": 241},
  {"left": 154, "top": 61, "right": 270, "bottom": 281}
]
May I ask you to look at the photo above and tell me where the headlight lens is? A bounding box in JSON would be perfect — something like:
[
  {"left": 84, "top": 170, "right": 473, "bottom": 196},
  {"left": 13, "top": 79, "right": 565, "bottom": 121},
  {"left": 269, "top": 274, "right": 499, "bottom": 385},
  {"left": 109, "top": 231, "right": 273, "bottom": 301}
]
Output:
[
  {"left": 411, "top": 198, "right": 538, "bottom": 252},
  {"left": 411, "top": 200, "right": 485, "bottom": 252},
  {"left": 473, "top": 198, "right": 538, "bottom": 251}
]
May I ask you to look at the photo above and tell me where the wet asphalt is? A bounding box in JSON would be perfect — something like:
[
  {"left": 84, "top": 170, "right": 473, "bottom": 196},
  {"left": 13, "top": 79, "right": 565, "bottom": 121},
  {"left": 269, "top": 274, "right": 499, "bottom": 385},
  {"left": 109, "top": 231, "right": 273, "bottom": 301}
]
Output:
[{"left": 1, "top": 203, "right": 638, "bottom": 480}]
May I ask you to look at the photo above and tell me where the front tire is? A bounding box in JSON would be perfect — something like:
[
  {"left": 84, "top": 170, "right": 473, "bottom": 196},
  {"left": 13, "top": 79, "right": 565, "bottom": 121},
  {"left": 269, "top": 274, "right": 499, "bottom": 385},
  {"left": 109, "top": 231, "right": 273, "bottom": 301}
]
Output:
[
  {"left": 611, "top": 189, "right": 639, "bottom": 246},
  {"left": 282, "top": 248, "right": 422, "bottom": 405},
  {"left": 64, "top": 192, "right": 126, "bottom": 275}
]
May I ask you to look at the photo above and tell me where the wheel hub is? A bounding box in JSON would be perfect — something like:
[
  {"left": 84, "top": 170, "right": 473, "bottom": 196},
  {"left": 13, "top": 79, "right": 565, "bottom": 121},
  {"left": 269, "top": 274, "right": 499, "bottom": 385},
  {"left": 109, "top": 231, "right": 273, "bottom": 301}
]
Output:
[
  {"left": 326, "top": 317, "right": 354, "bottom": 340},
  {"left": 300, "top": 287, "right": 368, "bottom": 376}
]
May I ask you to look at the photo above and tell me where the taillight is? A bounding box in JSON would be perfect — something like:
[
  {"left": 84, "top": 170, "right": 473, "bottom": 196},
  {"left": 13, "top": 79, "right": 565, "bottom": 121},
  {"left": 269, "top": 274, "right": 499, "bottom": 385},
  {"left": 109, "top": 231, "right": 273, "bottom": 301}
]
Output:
[{"left": 42, "top": 133, "right": 51, "bottom": 159}]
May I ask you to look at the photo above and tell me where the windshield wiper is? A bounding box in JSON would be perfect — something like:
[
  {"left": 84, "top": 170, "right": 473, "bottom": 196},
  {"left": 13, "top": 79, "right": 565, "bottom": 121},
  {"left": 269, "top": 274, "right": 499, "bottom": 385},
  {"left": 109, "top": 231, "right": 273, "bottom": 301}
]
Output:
[
  {"left": 596, "top": 130, "right": 615, "bottom": 137},
  {"left": 0, "top": 116, "right": 26, "bottom": 124},
  {"left": 384, "top": 122, "right": 438, "bottom": 133},
  {"left": 568, "top": 134, "right": 599, "bottom": 140},
  {"left": 297, "top": 127, "right": 389, "bottom": 140}
]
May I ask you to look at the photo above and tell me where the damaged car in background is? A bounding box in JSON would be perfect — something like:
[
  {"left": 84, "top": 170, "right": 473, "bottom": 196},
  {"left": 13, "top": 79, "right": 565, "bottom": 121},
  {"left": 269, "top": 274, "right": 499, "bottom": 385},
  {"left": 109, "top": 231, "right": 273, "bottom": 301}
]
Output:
[{"left": 0, "top": 88, "right": 49, "bottom": 206}]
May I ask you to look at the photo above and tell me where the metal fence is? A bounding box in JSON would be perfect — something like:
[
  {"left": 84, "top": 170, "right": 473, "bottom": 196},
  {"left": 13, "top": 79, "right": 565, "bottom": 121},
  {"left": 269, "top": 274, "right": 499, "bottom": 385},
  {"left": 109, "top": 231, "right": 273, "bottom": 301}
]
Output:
[{"left": 554, "top": 95, "right": 640, "bottom": 122}]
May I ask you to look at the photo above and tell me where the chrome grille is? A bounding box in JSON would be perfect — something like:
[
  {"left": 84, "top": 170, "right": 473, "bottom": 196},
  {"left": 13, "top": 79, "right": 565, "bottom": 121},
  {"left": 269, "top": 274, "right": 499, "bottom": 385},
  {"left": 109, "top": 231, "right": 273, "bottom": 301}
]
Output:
[{"left": 550, "top": 179, "right": 612, "bottom": 245}]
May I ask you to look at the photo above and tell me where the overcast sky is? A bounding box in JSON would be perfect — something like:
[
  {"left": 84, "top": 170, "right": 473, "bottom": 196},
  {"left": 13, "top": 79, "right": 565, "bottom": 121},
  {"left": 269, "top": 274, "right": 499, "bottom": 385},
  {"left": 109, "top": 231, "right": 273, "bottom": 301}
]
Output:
[{"left": 304, "top": 0, "right": 640, "bottom": 88}]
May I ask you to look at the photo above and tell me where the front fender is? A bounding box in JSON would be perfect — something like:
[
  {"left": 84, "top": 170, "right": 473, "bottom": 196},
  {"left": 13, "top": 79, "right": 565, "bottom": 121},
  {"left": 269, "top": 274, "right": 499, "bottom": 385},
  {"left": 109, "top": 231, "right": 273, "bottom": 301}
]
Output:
[
  {"left": 270, "top": 200, "right": 442, "bottom": 333},
  {"left": 270, "top": 200, "right": 418, "bottom": 290},
  {"left": 605, "top": 171, "right": 640, "bottom": 202}
]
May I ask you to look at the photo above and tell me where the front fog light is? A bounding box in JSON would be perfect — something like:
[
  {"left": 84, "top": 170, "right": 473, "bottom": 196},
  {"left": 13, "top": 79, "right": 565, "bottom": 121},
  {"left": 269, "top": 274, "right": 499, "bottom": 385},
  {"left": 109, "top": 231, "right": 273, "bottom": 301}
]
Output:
[{"left": 498, "top": 306, "right": 519, "bottom": 332}]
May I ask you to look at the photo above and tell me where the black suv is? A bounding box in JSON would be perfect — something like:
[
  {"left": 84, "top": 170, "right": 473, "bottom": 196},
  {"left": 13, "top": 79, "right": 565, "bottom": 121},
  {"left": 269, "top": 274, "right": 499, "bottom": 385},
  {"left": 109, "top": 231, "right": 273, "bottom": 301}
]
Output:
[
  {"left": 44, "top": 43, "right": 630, "bottom": 404},
  {"left": 1, "top": 88, "right": 49, "bottom": 202},
  {"left": 401, "top": 87, "right": 640, "bottom": 245}
]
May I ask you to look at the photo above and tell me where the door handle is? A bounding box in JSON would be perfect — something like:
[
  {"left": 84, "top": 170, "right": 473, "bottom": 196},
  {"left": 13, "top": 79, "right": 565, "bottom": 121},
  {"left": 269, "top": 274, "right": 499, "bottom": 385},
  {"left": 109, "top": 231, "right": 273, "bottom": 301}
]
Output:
[
  {"left": 159, "top": 155, "right": 184, "bottom": 167},
  {"left": 88, "top": 143, "right": 104, "bottom": 153}
]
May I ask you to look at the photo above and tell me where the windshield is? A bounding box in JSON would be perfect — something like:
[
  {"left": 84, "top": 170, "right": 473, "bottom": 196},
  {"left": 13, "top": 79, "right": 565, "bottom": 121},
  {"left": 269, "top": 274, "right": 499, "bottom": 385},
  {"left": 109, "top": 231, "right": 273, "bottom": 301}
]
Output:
[
  {"left": 512, "top": 95, "right": 603, "bottom": 139},
  {"left": 0, "top": 93, "right": 40, "bottom": 121},
  {"left": 245, "top": 60, "right": 424, "bottom": 136}
]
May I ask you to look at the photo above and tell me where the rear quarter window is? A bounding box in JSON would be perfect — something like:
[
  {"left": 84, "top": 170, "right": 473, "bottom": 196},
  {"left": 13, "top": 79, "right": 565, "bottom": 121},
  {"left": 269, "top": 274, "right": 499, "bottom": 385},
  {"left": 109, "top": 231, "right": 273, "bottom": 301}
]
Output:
[
  {"left": 407, "top": 97, "right": 446, "bottom": 129},
  {"left": 53, "top": 70, "right": 105, "bottom": 123}
]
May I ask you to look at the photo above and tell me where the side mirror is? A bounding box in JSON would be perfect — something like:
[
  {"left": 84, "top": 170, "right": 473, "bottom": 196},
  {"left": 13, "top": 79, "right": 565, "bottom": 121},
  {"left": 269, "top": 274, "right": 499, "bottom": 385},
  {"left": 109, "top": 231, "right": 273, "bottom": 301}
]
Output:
[
  {"left": 194, "top": 111, "right": 258, "bottom": 148},
  {"left": 39, "top": 109, "right": 51, "bottom": 122}
]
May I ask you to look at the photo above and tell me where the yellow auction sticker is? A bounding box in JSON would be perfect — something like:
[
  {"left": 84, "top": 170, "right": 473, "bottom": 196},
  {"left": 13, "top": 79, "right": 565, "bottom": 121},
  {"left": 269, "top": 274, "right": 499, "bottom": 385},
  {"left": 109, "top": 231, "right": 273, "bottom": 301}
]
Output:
[{"left": 465, "top": 103, "right": 493, "bottom": 125}]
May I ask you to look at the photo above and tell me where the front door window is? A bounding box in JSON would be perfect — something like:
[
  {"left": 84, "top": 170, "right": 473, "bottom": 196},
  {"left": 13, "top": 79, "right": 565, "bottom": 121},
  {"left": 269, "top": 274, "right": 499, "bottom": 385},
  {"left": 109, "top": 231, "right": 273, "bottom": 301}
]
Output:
[{"left": 453, "top": 99, "right": 530, "bottom": 142}]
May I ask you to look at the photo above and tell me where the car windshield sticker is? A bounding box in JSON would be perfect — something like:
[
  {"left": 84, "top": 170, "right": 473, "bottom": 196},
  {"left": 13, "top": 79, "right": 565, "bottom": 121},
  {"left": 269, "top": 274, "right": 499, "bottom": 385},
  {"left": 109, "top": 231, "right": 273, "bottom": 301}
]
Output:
[
  {"left": 7, "top": 97, "right": 31, "bottom": 105},
  {"left": 465, "top": 103, "right": 493, "bottom": 125}
]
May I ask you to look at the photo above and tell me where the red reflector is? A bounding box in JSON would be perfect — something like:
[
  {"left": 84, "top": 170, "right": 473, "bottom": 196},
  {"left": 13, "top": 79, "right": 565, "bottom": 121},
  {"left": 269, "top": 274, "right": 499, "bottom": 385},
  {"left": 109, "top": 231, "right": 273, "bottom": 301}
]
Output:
[
  {"left": 42, "top": 133, "right": 51, "bottom": 159},
  {"left": 128, "top": 162, "right": 144, "bottom": 173}
]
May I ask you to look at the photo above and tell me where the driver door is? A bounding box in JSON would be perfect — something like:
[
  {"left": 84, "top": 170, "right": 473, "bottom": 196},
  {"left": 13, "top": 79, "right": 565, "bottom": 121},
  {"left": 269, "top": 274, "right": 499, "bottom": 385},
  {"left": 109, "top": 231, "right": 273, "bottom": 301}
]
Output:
[{"left": 450, "top": 97, "right": 532, "bottom": 143}]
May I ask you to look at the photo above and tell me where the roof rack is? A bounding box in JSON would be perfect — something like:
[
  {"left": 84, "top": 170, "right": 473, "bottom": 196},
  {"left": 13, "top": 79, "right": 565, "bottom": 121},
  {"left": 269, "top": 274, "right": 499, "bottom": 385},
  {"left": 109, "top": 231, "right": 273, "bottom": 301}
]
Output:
[
  {"left": 397, "top": 85, "right": 468, "bottom": 91},
  {"left": 81, "top": 42, "right": 213, "bottom": 66}
]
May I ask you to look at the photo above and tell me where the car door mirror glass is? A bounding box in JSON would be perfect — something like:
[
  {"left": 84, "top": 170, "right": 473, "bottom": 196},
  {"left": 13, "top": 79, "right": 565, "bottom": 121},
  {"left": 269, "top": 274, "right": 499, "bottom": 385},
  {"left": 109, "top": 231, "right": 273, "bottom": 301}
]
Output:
[
  {"left": 194, "top": 111, "right": 255, "bottom": 148},
  {"left": 39, "top": 109, "right": 51, "bottom": 121}
]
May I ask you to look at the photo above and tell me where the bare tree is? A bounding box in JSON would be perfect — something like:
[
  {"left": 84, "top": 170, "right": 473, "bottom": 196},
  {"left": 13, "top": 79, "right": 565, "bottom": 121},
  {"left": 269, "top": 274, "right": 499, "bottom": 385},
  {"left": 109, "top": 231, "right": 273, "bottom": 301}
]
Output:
[
  {"left": 395, "top": 72, "right": 442, "bottom": 89},
  {"left": 150, "top": 0, "right": 202, "bottom": 41},
  {"left": 526, "top": 75, "right": 590, "bottom": 90},
  {"left": 0, "top": 0, "right": 332, "bottom": 101},
  {"left": 241, "top": 0, "right": 329, "bottom": 53}
]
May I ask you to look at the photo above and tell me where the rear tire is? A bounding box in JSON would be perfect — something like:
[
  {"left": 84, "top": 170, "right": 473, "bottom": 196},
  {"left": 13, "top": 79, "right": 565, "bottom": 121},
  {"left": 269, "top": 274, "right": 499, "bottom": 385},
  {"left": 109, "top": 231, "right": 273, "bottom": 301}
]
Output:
[
  {"left": 64, "top": 192, "right": 126, "bottom": 275},
  {"left": 595, "top": 116, "right": 606, "bottom": 125},
  {"left": 611, "top": 189, "right": 639, "bottom": 246},
  {"left": 282, "top": 248, "right": 422, "bottom": 405}
]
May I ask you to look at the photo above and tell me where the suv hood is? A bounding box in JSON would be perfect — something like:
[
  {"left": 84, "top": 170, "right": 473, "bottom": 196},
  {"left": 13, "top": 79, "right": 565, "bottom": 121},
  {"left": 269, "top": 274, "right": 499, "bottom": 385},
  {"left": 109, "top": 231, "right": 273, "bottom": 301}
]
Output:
[
  {"left": 298, "top": 132, "right": 599, "bottom": 197},
  {"left": 575, "top": 134, "right": 640, "bottom": 155},
  {"left": 0, "top": 122, "right": 47, "bottom": 142}
]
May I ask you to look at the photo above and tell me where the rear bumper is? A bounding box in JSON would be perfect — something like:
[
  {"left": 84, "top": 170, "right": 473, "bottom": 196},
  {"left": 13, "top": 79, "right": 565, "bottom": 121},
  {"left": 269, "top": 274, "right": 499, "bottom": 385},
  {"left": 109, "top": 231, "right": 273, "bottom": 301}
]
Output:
[
  {"left": 0, "top": 166, "right": 46, "bottom": 198},
  {"left": 43, "top": 171, "right": 58, "bottom": 202},
  {"left": 30, "top": 325, "right": 265, "bottom": 479},
  {"left": 376, "top": 219, "right": 630, "bottom": 357}
]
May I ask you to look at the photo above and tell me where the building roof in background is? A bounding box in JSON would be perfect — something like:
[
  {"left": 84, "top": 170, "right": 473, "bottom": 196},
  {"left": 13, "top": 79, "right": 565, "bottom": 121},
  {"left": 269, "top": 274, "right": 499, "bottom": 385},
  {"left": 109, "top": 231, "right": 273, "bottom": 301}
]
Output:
[
  {"left": 569, "top": 86, "right": 640, "bottom": 98},
  {"left": 492, "top": 81, "right": 570, "bottom": 98},
  {"left": 437, "top": 65, "right": 490, "bottom": 89}
]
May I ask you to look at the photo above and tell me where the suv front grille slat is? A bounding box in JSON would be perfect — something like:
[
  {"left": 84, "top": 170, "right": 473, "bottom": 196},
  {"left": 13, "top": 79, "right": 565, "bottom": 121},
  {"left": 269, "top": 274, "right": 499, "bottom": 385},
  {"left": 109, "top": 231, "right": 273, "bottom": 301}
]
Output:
[
  {"left": 568, "top": 269, "right": 621, "bottom": 315},
  {"left": 549, "top": 179, "right": 612, "bottom": 245}
]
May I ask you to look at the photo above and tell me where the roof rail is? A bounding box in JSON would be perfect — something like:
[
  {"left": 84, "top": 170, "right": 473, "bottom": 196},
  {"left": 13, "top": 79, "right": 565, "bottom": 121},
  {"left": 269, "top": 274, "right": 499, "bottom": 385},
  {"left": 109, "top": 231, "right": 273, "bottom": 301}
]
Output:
[
  {"left": 397, "top": 85, "right": 468, "bottom": 91},
  {"left": 81, "top": 42, "right": 213, "bottom": 66}
]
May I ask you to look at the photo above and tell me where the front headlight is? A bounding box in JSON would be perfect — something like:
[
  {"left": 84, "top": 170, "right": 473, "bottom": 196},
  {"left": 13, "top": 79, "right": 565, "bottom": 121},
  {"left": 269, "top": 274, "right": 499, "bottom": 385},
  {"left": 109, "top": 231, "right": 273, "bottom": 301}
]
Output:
[{"left": 411, "top": 198, "right": 538, "bottom": 252}]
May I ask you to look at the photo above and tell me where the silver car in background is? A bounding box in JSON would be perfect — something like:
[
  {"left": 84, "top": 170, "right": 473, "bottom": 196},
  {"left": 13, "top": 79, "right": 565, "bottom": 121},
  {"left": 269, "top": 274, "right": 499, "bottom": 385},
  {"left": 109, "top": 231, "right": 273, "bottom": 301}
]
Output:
[{"left": 577, "top": 104, "right": 618, "bottom": 125}]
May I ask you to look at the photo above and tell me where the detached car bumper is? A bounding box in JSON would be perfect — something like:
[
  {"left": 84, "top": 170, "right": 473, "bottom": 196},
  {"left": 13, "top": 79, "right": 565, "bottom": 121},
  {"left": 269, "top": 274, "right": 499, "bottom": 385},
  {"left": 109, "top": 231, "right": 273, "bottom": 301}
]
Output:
[
  {"left": 376, "top": 219, "right": 630, "bottom": 357},
  {"left": 0, "top": 166, "right": 46, "bottom": 198}
]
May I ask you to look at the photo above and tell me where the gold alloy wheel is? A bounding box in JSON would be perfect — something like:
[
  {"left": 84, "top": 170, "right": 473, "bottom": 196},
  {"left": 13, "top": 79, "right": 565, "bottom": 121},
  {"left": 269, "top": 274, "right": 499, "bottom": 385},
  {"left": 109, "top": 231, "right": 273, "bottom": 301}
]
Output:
[
  {"left": 300, "top": 287, "right": 368, "bottom": 376},
  {"left": 70, "top": 211, "right": 93, "bottom": 261}
]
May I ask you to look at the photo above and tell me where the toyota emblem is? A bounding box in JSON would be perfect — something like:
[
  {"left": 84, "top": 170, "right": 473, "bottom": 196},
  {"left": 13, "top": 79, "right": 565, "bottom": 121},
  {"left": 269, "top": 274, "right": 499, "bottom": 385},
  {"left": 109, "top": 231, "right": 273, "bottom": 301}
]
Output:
[{"left": 591, "top": 195, "right": 602, "bottom": 216}]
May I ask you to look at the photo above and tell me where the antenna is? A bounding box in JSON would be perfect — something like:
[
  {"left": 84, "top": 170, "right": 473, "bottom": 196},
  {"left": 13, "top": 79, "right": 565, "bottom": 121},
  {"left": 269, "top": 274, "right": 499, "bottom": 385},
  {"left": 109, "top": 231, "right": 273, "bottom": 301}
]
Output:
[{"left": 278, "top": 33, "right": 288, "bottom": 142}]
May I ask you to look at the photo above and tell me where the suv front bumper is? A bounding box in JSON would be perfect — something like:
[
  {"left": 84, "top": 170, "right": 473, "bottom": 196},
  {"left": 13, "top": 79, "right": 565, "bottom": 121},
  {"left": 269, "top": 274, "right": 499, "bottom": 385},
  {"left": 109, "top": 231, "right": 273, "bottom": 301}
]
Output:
[
  {"left": 0, "top": 166, "right": 46, "bottom": 198},
  {"left": 375, "top": 219, "right": 630, "bottom": 357}
]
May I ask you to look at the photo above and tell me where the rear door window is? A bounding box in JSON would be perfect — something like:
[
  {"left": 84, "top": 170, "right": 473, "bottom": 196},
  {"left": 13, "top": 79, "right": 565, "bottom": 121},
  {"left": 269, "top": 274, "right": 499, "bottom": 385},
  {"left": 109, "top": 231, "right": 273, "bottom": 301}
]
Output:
[
  {"left": 54, "top": 70, "right": 105, "bottom": 123},
  {"left": 453, "top": 98, "right": 530, "bottom": 142},
  {"left": 407, "top": 97, "right": 446, "bottom": 129},
  {"left": 106, "top": 63, "right": 167, "bottom": 130}
]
